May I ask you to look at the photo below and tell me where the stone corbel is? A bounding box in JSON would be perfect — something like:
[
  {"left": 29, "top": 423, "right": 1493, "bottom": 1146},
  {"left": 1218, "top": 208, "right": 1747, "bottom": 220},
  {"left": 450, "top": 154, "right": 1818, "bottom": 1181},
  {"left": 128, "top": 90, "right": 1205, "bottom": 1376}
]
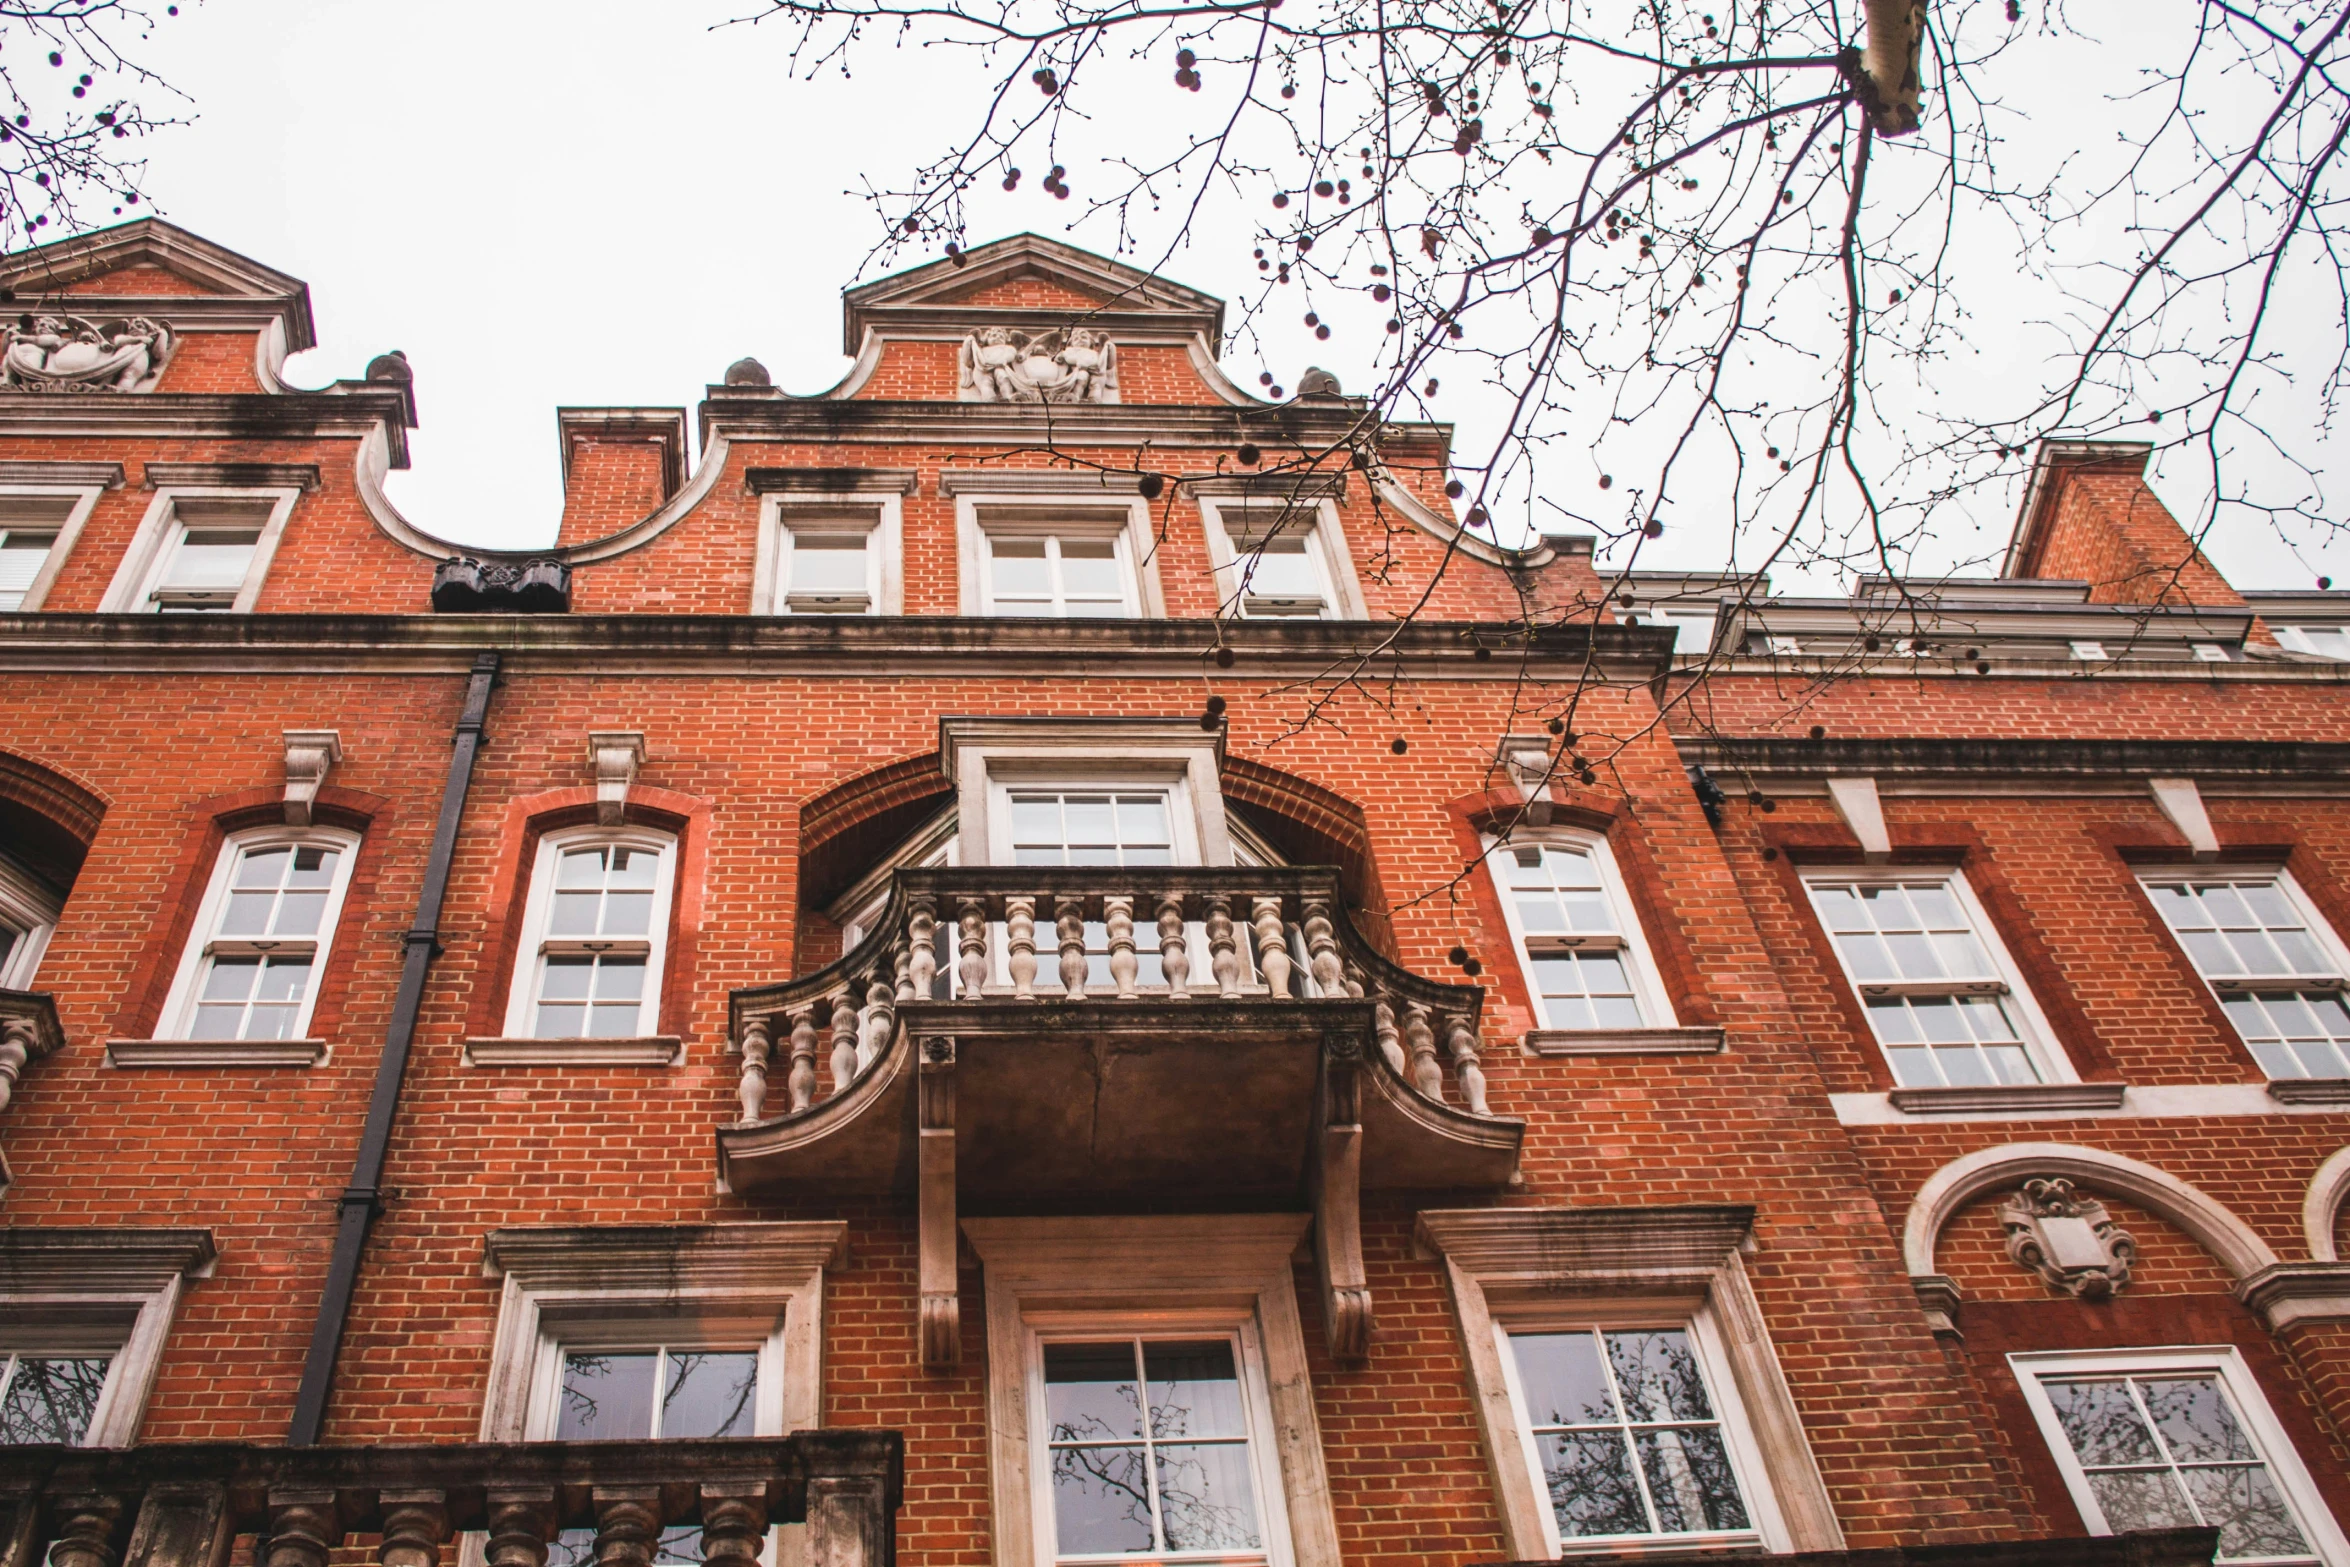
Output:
[
  {"left": 281, "top": 731, "right": 342, "bottom": 828},
  {"left": 1500, "top": 735, "right": 1556, "bottom": 826},
  {"left": 917, "top": 1035, "right": 959, "bottom": 1370},
  {"left": 2148, "top": 777, "right": 2220, "bottom": 860},
  {"left": 1910, "top": 1273, "right": 1962, "bottom": 1338},
  {"left": 1825, "top": 776, "right": 1890, "bottom": 861},
  {"left": 1310, "top": 1028, "right": 1371, "bottom": 1364},
  {"left": 0, "top": 989, "right": 64, "bottom": 1117},
  {"left": 2232, "top": 1261, "right": 2350, "bottom": 1331},
  {"left": 588, "top": 732, "right": 646, "bottom": 827}
]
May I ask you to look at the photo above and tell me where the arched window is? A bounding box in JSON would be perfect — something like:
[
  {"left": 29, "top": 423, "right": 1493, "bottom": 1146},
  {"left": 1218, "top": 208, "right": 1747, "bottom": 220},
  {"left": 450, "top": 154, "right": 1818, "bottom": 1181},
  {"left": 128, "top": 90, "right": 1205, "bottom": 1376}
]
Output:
[
  {"left": 155, "top": 826, "right": 360, "bottom": 1041},
  {"left": 502, "top": 826, "right": 678, "bottom": 1040},
  {"left": 1486, "top": 832, "right": 1677, "bottom": 1032}
]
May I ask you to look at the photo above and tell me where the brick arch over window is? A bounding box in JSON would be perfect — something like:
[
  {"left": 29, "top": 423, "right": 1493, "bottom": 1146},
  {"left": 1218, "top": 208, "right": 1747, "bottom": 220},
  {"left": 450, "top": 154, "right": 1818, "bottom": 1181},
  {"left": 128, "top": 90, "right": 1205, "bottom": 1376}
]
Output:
[
  {"left": 796, "top": 753, "right": 953, "bottom": 913},
  {"left": 2306, "top": 1146, "right": 2350, "bottom": 1261},
  {"left": 1903, "top": 1142, "right": 2281, "bottom": 1285},
  {"left": 1220, "top": 754, "right": 1389, "bottom": 948},
  {"left": 0, "top": 744, "right": 107, "bottom": 892}
]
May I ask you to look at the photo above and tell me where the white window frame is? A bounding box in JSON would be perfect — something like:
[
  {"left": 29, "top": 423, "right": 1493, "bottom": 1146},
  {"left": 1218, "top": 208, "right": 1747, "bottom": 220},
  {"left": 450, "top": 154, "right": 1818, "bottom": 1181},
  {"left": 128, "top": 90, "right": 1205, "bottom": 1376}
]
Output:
[
  {"left": 1799, "top": 865, "right": 2077, "bottom": 1087},
  {"left": 958, "top": 497, "right": 1162, "bottom": 618},
  {"left": 0, "top": 1227, "right": 215, "bottom": 1448},
  {"left": 2009, "top": 1345, "right": 2350, "bottom": 1566},
  {"left": 2274, "top": 625, "right": 2350, "bottom": 661},
  {"left": 1490, "top": 1309, "right": 1771, "bottom": 1557},
  {"left": 0, "top": 850, "right": 63, "bottom": 989},
  {"left": 1485, "top": 831, "right": 1679, "bottom": 1032},
  {"left": 961, "top": 1214, "right": 1343, "bottom": 1567},
  {"left": 1197, "top": 496, "right": 1366, "bottom": 621},
  {"left": 752, "top": 492, "right": 903, "bottom": 616},
  {"left": 152, "top": 825, "right": 361, "bottom": 1044},
  {"left": 2136, "top": 865, "right": 2350, "bottom": 1080},
  {"left": 1414, "top": 1207, "right": 1843, "bottom": 1561},
  {"left": 943, "top": 719, "right": 1232, "bottom": 870},
  {"left": 0, "top": 484, "right": 105, "bottom": 613},
  {"left": 99, "top": 486, "right": 301, "bottom": 614},
  {"left": 500, "top": 825, "right": 679, "bottom": 1040}
]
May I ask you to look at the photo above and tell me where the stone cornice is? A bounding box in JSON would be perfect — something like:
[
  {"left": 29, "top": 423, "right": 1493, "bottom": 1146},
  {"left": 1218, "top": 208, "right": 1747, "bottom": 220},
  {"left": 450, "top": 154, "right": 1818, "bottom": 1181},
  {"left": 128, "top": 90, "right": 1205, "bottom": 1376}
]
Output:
[
  {"left": 840, "top": 232, "right": 1227, "bottom": 351},
  {"left": 1413, "top": 1204, "right": 1756, "bottom": 1281},
  {"left": 2231, "top": 1260, "right": 2350, "bottom": 1330},
  {"left": 481, "top": 1221, "right": 848, "bottom": 1288},
  {"left": 0, "top": 1225, "right": 218, "bottom": 1289},
  {"left": 699, "top": 390, "right": 1447, "bottom": 454},
  {"left": 1678, "top": 736, "right": 2350, "bottom": 784},
  {"left": 0, "top": 389, "right": 415, "bottom": 468},
  {"left": 0, "top": 613, "right": 1674, "bottom": 682}
]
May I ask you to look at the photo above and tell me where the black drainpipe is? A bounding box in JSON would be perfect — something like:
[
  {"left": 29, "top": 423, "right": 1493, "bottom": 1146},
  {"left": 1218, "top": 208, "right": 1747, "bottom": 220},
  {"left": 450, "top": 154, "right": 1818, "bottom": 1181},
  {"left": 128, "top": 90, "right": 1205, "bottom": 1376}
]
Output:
[{"left": 288, "top": 650, "right": 499, "bottom": 1445}]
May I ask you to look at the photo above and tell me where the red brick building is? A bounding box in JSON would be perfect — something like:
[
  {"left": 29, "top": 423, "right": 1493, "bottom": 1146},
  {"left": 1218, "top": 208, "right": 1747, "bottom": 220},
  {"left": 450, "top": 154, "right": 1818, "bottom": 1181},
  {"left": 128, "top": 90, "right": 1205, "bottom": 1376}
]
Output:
[{"left": 0, "top": 219, "right": 2344, "bottom": 1567}]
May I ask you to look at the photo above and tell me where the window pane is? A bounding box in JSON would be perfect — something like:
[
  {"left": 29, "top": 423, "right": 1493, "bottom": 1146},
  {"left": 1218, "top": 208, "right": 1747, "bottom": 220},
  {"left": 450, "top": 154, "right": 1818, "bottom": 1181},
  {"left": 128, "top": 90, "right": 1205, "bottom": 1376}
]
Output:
[
  {"left": 2045, "top": 1378, "right": 2163, "bottom": 1466},
  {"left": 0, "top": 1355, "right": 110, "bottom": 1443},
  {"left": 1606, "top": 1330, "right": 1714, "bottom": 1423},
  {"left": 1049, "top": 1443, "right": 1155, "bottom": 1555},
  {"left": 792, "top": 536, "right": 868, "bottom": 594},
  {"left": 1153, "top": 1442, "right": 1262, "bottom": 1552},
  {"left": 555, "top": 1352, "right": 658, "bottom": 1441},
  {"left": 2083, "top": 1469, "right": 2197, "bottom": 1534},
  {"left": 1044, "top": 1341, "right": 1144, "bottom": 1441},
  {"left": 0, "top": 530, "right": 57, "bottom": 609},
  {"left": 1635, "top": 1427, "right": 1749, "bottom": 1533},
  {"left": 2178, "top": 1465, "right": 2312, "bottom": 1560},
  {"left": 661, "top": 1351, "right": 757, "bottom": 1439},
  {"left": 1144, "top": 1340, "right": 1246, "bottom": 1439},
  {"left": 1510, "top": 1332, "right": 1616, "bottom": 1427},
  {"left": 163, "top": 527, "right": 260, "bottom": 590},
  {"left": 1537, "top": 1430, "right": 1649, "bottom": 1538}
]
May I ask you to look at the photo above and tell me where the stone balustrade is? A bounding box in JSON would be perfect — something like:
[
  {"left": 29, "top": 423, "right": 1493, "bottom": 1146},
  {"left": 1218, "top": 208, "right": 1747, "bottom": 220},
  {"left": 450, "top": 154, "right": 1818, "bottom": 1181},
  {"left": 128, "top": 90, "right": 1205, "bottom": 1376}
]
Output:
[
  {"left": 0, "top": 1432, "right": 902, "bottom": 1567},
  {"left": 0, "top": 987, "right": 62, "bottom": 1119},
  {"left": 728, "top": 865, "right": 1491, "bottom": 1125}
]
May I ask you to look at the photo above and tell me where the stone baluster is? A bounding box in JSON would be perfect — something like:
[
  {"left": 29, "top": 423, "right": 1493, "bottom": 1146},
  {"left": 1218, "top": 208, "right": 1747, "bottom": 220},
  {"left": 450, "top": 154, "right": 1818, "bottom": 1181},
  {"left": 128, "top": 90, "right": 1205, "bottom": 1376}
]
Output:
[
  {"left": 1403, "top": 1002, "right": 1444, "bottom": 1101},
  {"left": 1055, "top": 896, "right": 1088, "bottom": 999},
  {"left": 893, "top": 936, "right": 914, "bottom": 1003},
  {"left": 786, "top": 1007, "right": 819, "bottom": 1114},
  {"left": 377, "top": 1491, "right": 450, "bottom": 1567},
  {"left": 484, "top": 1491, "right": 556, "bottom": 1567},
  {"left": 908, "top": 894, "right": 938, "bottom": 999},
  {"left": 957, "top": 898, "right": 988, "bottom": 997},
  {"left": 0, "top": 1015, "right": 35, "bottom": 1114},
  {"left": 589, "top": 1490, "right": 662, "bottom": 1567},
  {"left": 1103, "top": 895, "right": 1140, "bottom": 999},
  {"left": 1446, "top": 1013, "right": 1490, "bottom": 1114},
  {"left": 1251, "top": 896, "right": 1293, "bottom": 999},
  {"left": 1341, "top": 958, "right": 1367, "bottom": 999},
  {"left": 1302, "top": 900, "right": 1346, "bottom": 997},
  {"left": 1372, "top": 995, "right": 1407, "bottom": 1077},
  {"left": 49, "top": 1494, "right": 130, "bottom": 1567},
  {"left": 696, "top": 1486, "right": 770, "bottom": 1567},
  {"left": 1006, "top": 896, "right": 1038, "bottom": 999},
  {"left": 736, "top": 1015, "right": 772, "bottom": 1123},
  {"left": 1157, "top": 895, "right": 1190, "bottom": 998},
  {"left": 1207, "top": 897, "right": 1242, "bottom": 998},
  {"left": 829, "top": 989, "right": 859, "bottom": 1098},
  {"left": 860, "top": 970, "right": 895, "bottom": 1069},
  {"left": 263, "top": 1491, "right": 338, "bottom": 1567}
]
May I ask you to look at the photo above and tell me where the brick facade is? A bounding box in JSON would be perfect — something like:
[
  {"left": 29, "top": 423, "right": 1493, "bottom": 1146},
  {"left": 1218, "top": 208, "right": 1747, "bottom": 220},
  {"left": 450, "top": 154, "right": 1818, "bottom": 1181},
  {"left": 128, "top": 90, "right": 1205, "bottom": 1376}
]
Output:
[{"left": 0, "top": 220, "right": 2344, "bottom": 1567}]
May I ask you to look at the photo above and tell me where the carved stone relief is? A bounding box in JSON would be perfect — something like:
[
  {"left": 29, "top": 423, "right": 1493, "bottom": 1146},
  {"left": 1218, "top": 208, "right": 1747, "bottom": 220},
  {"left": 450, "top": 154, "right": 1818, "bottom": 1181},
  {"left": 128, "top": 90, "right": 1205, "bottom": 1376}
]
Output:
[
  {"left": 0, "top": 313, "right": 173, "bottom": 392},
  {"left": 956, "top": 326, "right": 1119, "bottom": 403},
  {"left": 2000, "top": 1177, "right": 2136, "bottom": 1299}
]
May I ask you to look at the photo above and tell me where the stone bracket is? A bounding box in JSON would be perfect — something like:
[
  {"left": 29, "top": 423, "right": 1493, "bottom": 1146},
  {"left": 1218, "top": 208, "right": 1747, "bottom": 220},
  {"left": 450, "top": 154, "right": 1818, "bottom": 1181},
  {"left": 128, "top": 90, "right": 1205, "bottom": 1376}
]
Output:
[
  {"left": 1310, "top": 1037, "right": 1370, "bottom": 1364},
  {"left": 917, "top": 1035, "right": 959, "bottom": 1370},
  {"left": 588, "top": 732, "right": 645, "bottom": 826},
  {"left": 281, "top": 731, "right": 341, "bottom": 828}
]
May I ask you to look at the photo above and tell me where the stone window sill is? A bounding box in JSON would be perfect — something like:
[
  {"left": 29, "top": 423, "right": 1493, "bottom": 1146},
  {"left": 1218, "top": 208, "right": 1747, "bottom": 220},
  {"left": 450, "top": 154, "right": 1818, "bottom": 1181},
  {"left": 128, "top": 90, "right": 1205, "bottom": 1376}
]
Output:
[
  {"left": 107, "top": 1038, "right": 328, "bottom": 1068},
  {"left": 2266, "top": 1076, "right": 2350, "bottom": 1105},
  {"left": 463, "top": 1036, "right": 683, "bottom": 1067},
  {"left": 1523, "top": 1027, "right": 1725, "bottom": 1057},
  {"left": 1887, "top": 1081, "right": 2128, "bottom": 1115}
]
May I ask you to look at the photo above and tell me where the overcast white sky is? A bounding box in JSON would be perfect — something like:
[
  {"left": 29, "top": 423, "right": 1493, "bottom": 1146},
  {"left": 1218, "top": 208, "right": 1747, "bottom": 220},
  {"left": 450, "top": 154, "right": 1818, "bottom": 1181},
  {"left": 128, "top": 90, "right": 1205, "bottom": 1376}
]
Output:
[{"left": 106, "top": 0, "right": 2342, "bottom": 593}]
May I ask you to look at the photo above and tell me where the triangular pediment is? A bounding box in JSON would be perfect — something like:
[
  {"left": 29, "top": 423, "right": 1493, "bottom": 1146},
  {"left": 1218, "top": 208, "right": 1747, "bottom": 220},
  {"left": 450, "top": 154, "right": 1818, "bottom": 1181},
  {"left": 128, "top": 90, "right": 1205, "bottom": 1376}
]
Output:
[
  {"left": 841, "top": 233, "right": 1223, "bottom": 352},
  {"left": 0, "top": 219, "right": 315, "bottom": 349}
]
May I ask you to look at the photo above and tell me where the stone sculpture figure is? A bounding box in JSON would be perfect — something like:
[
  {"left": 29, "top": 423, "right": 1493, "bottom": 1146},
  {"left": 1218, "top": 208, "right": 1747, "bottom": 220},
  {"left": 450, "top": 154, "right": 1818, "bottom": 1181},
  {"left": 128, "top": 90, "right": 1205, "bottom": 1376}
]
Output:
[
  {"left": 1, "top": 313, "right": 173, "bottom": 391},
  {"left": 957, "top": 325, "right": 1119, "bottom": 403}
]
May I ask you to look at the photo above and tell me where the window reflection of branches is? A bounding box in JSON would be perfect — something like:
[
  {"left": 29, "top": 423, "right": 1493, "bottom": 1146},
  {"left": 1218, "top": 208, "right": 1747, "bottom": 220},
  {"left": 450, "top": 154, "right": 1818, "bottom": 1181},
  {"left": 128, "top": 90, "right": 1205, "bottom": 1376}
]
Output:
[
  {"left": 0, "top": 1353, "right": 111, "bottom": 1444},
  {"left": 1043, "top": 1337, "right": 1265, "bottom": 1560},
  {"left": 546, "top": 1346, "right": 761, "bottom": 1567}
]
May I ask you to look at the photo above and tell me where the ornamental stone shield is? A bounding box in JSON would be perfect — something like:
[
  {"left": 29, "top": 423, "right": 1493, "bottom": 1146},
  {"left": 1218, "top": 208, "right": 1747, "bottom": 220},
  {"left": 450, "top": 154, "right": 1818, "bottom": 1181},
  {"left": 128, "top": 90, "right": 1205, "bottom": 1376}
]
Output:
[{"left": 1999, "top": 1177, "right": 2136, "bottom": 1299}]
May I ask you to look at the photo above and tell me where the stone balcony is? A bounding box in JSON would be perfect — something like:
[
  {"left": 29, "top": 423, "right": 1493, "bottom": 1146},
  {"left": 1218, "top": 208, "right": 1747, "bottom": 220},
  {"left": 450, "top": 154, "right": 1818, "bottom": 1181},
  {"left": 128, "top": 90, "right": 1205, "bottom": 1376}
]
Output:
[
  {"left": 717, "top": 866, "right": 1525, "bottom": 1367},
  {"left": 0, "top": 1432, "right": 902, "bottom": 1567}
]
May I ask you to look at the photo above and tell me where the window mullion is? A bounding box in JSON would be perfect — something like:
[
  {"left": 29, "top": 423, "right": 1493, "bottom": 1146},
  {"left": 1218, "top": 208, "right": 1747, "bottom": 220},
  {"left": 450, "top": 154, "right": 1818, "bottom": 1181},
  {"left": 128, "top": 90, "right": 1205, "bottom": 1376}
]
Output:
[
  {"left": 647, "top": 1344, "right": 671, "bottom": 1440},
  {"left": 1127, "top": 1338, "right": 1173, "bottom": 1554},
  {"left": 2118, "top": 1377, "right": 2202, "bottom": 1526},
  {"left": 1590, "top": 1331, "right": 1668, "bottom": 1537}
]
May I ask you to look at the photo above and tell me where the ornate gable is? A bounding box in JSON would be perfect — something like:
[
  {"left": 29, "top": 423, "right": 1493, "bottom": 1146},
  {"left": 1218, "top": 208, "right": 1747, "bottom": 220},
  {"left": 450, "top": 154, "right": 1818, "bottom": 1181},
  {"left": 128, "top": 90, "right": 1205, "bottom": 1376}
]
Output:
[
  {"left": 0, "top": 219, "right": 316, "bottom": 369},
  {"left": 840, "top": 232, "right": 1224, "bottom": 353}
]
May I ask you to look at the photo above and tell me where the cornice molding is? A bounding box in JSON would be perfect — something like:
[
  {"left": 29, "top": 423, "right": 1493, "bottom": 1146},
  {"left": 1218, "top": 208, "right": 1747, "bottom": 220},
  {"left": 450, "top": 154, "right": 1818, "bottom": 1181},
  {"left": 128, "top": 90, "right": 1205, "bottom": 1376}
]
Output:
[
  {"left": 142, "top": 461, "right": 321, "bottom": 492},
  {"left": 746, "top": 466, "right": 920, "bottom": 496},
  {"left": 0, "top": 389, "right": 413, "bottom": 468},
  {"left": 960, "top": 1213, "right": 1308, "bottom": 1286},
  {"left": 1678, "top": 736, "right": 2350, "bottom": 784},
  {"left": 481, "top": 1221, "right": 847, "bottom": 1290},
  {"left": 0, "top": 1225, "right": 218, "bottom": 1289},
  {"left": 0, "top": 460, "right": 124, "bottom": 489},
  {"left": 698, "top": 390, "right": 1447, "bottom": 453},
  {"left": 0, "top": 613, "right": 1672, "bottom": 682},
  {"left": 1413, "top": 1204, "right": 1756, "bottom": 1282}
]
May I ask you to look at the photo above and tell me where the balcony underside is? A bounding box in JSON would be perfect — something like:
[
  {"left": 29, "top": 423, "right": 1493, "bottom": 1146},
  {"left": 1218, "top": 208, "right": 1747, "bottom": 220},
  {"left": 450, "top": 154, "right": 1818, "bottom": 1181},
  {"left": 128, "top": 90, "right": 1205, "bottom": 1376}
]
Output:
[{"left": 716, "top": 997, "right": 1523, "bottom": 1368}]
